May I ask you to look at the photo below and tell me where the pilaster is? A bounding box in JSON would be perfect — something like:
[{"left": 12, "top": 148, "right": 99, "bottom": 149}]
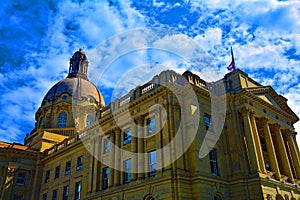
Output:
[
  {"left": 113, "top": 129, "right": 121, "bottom": 186},
  {"left": 137, "top": 116, "right": 145, "bottom": 179},
  {"left": 109, "top": 131, "right": 115, "bottom": 187}
]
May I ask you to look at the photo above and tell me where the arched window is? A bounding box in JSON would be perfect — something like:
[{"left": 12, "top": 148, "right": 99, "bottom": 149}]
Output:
[
  {"left": 267, "top": 194, "right": 273, "bottom": 200},
  {"left": 86, "top": 115, "right": 93, "bottom": 126},
  {"left": 57, "top": 112, "right": 67, "bottom": 128},
  {"left": 214, "top": 194, "right": 222, "bottom": 200},
  {"left": 276, "top": 194, "right": 284, "bottom": 200},
  {"left": 144, "top": 194, "right": 154, "bottom": 200}
]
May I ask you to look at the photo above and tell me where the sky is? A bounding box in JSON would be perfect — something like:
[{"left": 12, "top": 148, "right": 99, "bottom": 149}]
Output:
[{"left": 0, "top": 0, "right": 300, "bottom": 146}]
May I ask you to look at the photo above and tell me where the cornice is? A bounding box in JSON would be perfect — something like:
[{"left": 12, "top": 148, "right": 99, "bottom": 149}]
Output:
[{"left": 236, "top": 89, "right": 299, "bottom": 123}]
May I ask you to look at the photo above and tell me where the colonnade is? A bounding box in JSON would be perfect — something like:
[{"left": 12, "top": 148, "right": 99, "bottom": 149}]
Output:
[{"left": 241, "top": 108, "right": 300, "bottom": 183}]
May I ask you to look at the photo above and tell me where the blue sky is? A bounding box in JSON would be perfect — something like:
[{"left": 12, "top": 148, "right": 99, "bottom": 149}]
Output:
[{"left": 0, "top": 0, "right": 300, "bottom": 145}]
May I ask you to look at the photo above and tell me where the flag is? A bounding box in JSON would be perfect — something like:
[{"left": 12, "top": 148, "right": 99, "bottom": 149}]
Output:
[{"left": 227, "top": 47, "right": 236, "bottom": 71}]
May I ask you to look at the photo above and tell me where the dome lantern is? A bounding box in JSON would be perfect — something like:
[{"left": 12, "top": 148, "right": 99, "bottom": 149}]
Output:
[{"left": 67, "top": 49, "right": 88, "bottom": 80}]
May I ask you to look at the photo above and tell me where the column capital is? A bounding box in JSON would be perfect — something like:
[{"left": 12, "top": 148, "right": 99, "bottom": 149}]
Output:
[
  {"left": 282, "top": 129, "right": 293, "bottom": 136},
  {"left": 113, "top": 128, "right": 121, "bottom": 134},
  {"left": 239, "top": 107, "right": 256, "bottom": 118},
  {"left": 271, "top": 123, "right": 281, "bottom": 130},
  {"left": 110, "top": 131, "right": 115, "bottom": 138},
  {"left": 260, "top": 117, "right": 269, "bottom": 125},
  {"left": 239, "top": 107, "right": 250, "bottom": 116}
]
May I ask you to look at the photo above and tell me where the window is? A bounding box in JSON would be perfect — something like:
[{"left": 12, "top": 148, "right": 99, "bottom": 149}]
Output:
[
  {"left": 103, "top": 137, "right": 110, "bottom": 153},
  {"left": 260, "top": 137, "right": 267, "bottom": 152},
  {"left": 15, "top": 172, "right": 26, "bottom": 185},
  {"left": 65, "top": 161, "right": 71, "bottom": 175},
  {"left": 144, "top": 195, "right": 155, "bottom": 200},
  {"left": 214, "top": 194, "right": 222, "bottom": 200},
  {"left": 124, "top": 159, "right": 132, "bottom": 183},
  {"left": 123, "top": 128, "right": 131, "bottom": 145},
  {"left": 147, "top": 117, "right": 156, "bottom": 135},
  {"left": 63, "top": 185, "right": 69, "bottom": 200},
  {"left": 13, "top": 195, "right": 23, "bottom": 200},
  {"left": 76, "top": 156, "right": 83, "bottom": 170},
  {"left": 52, "top": 189, "right": 57, "bottom": 200},
  {"left": 42, "top": 193, "right": 47, "bottom": 200},
  {"left": 102, "top": 167, "right": 110, "bottom": 190},
  {"left": 55, "top": 166, "right": 60, "bottom": 179},
  {"left": 45, "top": 170, "right": 50, "bottom": 183},
  {"left": 204, "top": 114, "right": 211, "bottom": 130},
  {"left": 148, "top": 151, "right": 157, "bottom": 177},
  {"left": 57, "top": 112, "right": 67, "bottom": 128},
  {"left": 209, "top": 148, "right": 219, "bottom": 176},
  {"left": 266, "top": 163, "right": 271, "bottom": 171},
  {"left": 86, "top": 115, "right": 93, "bottom": 127},
  {"left": 75, "top": 181, "right": 81, "bottom": 200}
]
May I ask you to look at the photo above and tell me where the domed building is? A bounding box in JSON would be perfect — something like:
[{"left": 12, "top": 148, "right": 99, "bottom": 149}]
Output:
[
  {"left": 1, "top": 51, "right": 300, "bottom": 200},
  {"left": 25, "top": 49, "right": 105, "bottom": 151}
]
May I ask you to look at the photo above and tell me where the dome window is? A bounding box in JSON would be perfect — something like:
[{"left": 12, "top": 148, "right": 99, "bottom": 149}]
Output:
[
  {"left": 86, "top": 115, "right": 93, "bottom": 127},
  {"left": 57, "top": 112, "right": 67, "bottom": 128},
  {"left": 62, "top": 95, "right": 67, "bottom": 100}
]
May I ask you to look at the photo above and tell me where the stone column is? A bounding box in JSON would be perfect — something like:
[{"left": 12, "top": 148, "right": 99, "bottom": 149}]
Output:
[
  {"left": 109, "top": 131, "right": 115, "bottom": 187},
  {"left": 271, "top": 124, "right": 294, "bottom": 182},
  {"left": 260, "top": 118, "right": 280, "bottom": 179},
  {"left": 240, "top": 108, "right": 260, "bottom": 173},
  {"left": 172, "top": 102, "right": 185, "bottom": 171},
  {"left": 156, "top": 107, "right": 163, "bottom": 172},
  {"left": 137, "top": 117, "right": 145, "bottom": 179},
  {"left": 113, "top": 129, "right": 121, "bottom": 186},
  {"left": 87, "top": 140, "right": 96, "bottom": 192},
  {"left": 285, "top": 131, "right": 300, "bottom": 179},
  {"left": 249, "top": 112, "right": 266, "bottom": 173}
]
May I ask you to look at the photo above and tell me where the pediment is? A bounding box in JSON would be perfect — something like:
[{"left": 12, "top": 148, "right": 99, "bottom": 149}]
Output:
[
  {"left": 255, "top": 93, "right": 282, "bottom": 110},
  {"left": 245, "top": 86, "right": 298, "bottom": 118}
]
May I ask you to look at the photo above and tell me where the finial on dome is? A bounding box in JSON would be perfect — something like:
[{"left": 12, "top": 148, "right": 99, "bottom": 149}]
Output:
[{"left": 68, "top": 49, "right": 89, "bottom": 80}]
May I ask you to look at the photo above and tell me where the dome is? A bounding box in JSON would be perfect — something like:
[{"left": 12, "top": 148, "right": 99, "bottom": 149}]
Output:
[
  {"left": 41, "top": 49, "right": 105, "bottom": 107},
  {"left": 42, "top": 77, "right": 105, "bottom": 107}
]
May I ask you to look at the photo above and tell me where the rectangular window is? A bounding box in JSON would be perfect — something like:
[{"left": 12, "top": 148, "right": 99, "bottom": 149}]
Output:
[
  {"left": 55, "top": 166, "right": 60, "bottom": 179},
  {"left": 147, "top": 117, "right": 156, "bottom": 135},
  {"left": 45, "top": 170, "right": 50, "bottom": 183},
  {"left": 103, "top": 137, "right": 110, "bottom": 153},
  {"left": 76, "top": 156, "right": 83, "bottom": 170},
  {"left": 63, "top": 185, "right": 69, "bottom": 200},
  {"left": 204, "top": 114, "right": 211, "bottom": 130},
  {"left": 65, "top": 161, "right": 71, "bottom": 175},
  {"left": 15, "top": 172, "right": 26, "bottom": 185},
  {"left": 75, "top": 181, "right": 81, "bottom": 200},
  {"left": 102, "top": 167, "right": 110, "bottom": 190},
  {"left": 209, "top": 148, "right": 219, "bottom": 176},
  {"left": 260, "top": 137, "right": 267, "bottom": 152},
  {"left": 52, "top": 189, "right": 57, "bottom": 200},
  {"left": 123, "top": 128, "right": 132, "bottom": 145},
  {"left": 42, "top": 193, "right": 47, "bottom": 200},
  {"left": 123, "top": 159, "right": 131, "bottom": 183},
  {"left": 148, "top": 151, "right": 157, "bottom": 177}
]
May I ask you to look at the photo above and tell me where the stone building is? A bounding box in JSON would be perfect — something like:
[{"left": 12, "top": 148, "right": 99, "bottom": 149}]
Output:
[{"left": 0, "top": 50, "right": 300, "bottom": 200}]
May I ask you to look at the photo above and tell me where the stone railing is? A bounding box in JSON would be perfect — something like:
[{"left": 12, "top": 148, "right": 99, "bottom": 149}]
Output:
[{"left": 44, "top": 128, "right": 76, "bottom": 136}]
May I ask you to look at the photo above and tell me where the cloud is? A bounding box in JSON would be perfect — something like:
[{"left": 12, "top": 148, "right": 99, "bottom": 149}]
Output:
[
  {"left": 1, "top": 0, "right": 300, "bottom": 147},
  {"left": 0, "top": 0, "right": 146, "bottom": 143}
]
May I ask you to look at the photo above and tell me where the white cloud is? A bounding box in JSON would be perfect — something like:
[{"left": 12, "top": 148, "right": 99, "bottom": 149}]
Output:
[{"left": 1, "top": 0, "right": 300, "bottom": 148}]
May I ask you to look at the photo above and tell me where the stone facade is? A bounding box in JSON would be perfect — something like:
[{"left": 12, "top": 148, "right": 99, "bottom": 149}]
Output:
[{"left": 0, "top": 51, "right": 300, "bottom": 200}]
